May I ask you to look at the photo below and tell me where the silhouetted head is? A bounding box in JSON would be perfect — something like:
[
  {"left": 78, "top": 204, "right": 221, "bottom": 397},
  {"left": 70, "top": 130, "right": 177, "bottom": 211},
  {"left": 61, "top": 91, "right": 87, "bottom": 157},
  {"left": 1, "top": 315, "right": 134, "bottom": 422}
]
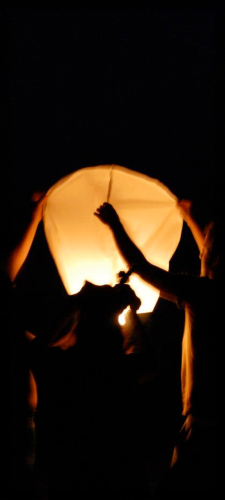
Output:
[{"left": 74, "top": 281, "right": 141, "bottom": 356}]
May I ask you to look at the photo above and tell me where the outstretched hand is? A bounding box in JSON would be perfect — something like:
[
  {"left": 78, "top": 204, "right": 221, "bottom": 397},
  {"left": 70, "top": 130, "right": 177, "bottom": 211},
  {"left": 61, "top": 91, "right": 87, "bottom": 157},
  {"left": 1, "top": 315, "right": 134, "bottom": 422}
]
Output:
[
  {"left": 31, "top": 192, "right": 48, "bottom": 223},
  {"left": 94, "top": 202, "right": 120, "bottom": 227},
  {"left": 177, "top": 199, "right": 193, "bottom": 223}
]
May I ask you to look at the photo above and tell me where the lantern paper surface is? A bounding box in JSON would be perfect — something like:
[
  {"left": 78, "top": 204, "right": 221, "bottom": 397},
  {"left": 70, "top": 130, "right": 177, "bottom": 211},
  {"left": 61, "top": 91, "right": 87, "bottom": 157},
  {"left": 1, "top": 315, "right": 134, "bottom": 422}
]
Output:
[{"left": 43, "top": 165, "right": 183, "bottom": 313}]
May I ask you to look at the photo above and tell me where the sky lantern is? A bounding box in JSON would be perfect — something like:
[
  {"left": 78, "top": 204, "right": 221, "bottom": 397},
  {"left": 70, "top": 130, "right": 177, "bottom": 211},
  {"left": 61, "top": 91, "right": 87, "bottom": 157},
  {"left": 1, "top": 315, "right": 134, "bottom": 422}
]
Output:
[{"left": 43, "top": 165, "right": 183, "bottom": 316}]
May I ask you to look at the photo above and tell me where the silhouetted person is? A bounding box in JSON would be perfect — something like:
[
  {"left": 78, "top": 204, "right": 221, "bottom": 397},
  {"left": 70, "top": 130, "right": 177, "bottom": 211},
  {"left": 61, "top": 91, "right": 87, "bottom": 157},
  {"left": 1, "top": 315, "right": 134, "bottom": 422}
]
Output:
[
  {"left": 0, "top": 192, "right": 46, "bottom": 499},
  {"left": 94, "top": 200, "right": 223, "bottom": 499},
  {"left": 32, "top": 278, "right": 157, "bottom": 500}
]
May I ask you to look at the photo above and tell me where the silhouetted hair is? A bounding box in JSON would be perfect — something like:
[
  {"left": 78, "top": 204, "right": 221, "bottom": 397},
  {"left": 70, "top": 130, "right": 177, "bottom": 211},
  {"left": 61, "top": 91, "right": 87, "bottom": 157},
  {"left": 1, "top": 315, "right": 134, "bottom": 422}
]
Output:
[{"left": 204, "top": 219, "right": 224, "bottom": 277}]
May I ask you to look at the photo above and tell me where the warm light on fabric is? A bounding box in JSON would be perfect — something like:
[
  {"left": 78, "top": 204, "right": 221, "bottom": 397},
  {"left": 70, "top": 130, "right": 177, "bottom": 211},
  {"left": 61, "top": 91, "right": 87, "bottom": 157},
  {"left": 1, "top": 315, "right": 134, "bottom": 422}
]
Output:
[{"left": 43, "top": 165, "right": 183, "bottom": 313}]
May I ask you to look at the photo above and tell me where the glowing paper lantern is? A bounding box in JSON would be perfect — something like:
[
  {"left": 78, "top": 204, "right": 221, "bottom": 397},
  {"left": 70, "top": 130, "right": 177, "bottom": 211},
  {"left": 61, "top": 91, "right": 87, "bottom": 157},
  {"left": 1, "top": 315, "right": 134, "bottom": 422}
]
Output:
[{"left": 43, "top": 165, "right": 183, "bottom": 314}]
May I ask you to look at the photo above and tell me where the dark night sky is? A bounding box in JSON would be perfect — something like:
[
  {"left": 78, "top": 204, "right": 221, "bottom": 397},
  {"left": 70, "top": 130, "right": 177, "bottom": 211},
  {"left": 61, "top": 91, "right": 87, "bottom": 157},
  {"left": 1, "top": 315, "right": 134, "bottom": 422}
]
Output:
[
  {"left": 4, "top": 3, "right": 221, "bottom": 202},
  {"left": 3, "top": 7, "right": 223, "bottom": 495},
  {"left": 2, "top": 2, "right": 222, "bottom": 333}
]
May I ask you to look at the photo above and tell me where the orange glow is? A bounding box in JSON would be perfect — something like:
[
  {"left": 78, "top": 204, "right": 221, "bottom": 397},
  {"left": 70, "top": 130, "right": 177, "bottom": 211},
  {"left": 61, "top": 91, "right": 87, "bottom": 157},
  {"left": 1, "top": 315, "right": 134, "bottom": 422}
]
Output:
[
  {"left": 44, "top": 165, "right": 182, "bottom": 313},
  {"left": 51, "top": 331, "right": 77, "bottom": 350},
  {"left": 27, "top": 369, "right": 38, "bottom": 412},
  {"left": 118, "top": 306, "right": 130, "bottom": 326}
]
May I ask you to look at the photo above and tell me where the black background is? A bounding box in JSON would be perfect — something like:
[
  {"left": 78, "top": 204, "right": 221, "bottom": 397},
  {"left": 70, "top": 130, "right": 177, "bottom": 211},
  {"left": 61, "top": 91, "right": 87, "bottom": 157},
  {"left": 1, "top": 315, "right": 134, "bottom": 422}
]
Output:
[
  {"left": 4, "top": 3, "right": 221, "bottom": 204},
  {"left": 2, "top": 2, "right": 222, "bottom": 338},
  {"left": 3, "top": 3, "right": 223, "bottom": 495}
]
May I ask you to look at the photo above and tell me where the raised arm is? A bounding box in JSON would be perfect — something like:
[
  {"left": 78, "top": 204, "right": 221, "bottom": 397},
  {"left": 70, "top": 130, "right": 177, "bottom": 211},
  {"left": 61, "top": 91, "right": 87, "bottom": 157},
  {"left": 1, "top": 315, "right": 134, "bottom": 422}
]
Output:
[
  {"left": 94, "top": 203, "right": 183, "bottom": 303},
  {"left": 95, "top": 203, "right": 147, "bottom": 270},
  {"left": 177, "top": 200, "right": 205, "bottom": 254},
  {"left": 6, "top": 192, "right": 47, "bottom": 282}
]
